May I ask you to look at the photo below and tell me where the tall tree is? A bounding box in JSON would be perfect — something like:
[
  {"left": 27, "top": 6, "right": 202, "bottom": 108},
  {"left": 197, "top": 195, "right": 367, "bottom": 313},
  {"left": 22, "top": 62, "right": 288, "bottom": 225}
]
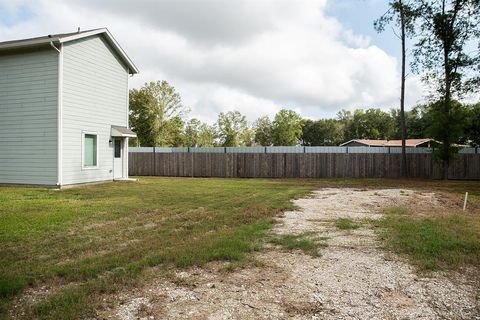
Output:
[
  {"left": 165, "top": 116, "right": 185, "bottom": 147},
  {"left": 424, "top": 100, "right": 469, "bottom": 148},
  {"left": 184, "top": 118, "right": 202, "bottom": 147},
  {"left": 216, "top": 111, "right": 250, "bottom": 147},
  {"left": 375, "top": 0, "right": 418, "bottom": 177},
  {"left": 301, "top": 119, "right": 344, "bottom": 146},
  {"left": 196, "top": 123, "right": 218, "bottom": 147},
  {"left": 465, "top": 102, "right": 480, "bottom": 146},
  {"left": 184, "top": 118, "right": 217, "bottom": 147},
  {"left": 129, "top": 81, "right": 189, "bottom": 146},
  {"left": 129, "top": 89, "right": 156, "bottom": 147},
  {"left": 391, "top": 106, "right": 430, "bottom": 138},
  {"left": 338, "top": 108, "right": 396, "bottom": 141},
  {"left": 414, "top": 0, "right": 480, "bottom": 178},
  {"left": 271, "top": 109, "right": 303, "bottom": 146},
  {"left": 253, "top": 116, "right": 273, "bottom": 146}
]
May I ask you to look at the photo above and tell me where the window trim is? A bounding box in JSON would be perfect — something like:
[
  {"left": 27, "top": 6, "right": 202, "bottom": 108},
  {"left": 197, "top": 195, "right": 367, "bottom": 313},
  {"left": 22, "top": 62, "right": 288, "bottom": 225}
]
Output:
[{"left": 81, "top": 131, "right": 99, "bottom": 170}]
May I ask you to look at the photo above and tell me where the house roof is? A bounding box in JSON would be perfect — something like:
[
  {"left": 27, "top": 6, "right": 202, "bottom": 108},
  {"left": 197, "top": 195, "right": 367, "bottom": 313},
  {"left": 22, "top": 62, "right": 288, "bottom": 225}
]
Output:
[
  {"left": 0, "top": 28, "right": 138, "bottom": 74},
  {"left": 340, "top": 139, "right": 434, "bottom": 147}
]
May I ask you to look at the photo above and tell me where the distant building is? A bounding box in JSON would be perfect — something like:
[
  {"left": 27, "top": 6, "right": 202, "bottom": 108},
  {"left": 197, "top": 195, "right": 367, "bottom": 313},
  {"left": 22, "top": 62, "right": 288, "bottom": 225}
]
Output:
[{"left": 340, "top": 139, "right": 435, "bottom": 148}]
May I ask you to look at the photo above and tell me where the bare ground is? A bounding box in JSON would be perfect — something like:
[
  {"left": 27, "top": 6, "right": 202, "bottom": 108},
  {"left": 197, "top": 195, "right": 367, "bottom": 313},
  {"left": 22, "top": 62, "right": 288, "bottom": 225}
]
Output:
[{"left": 97, "top": 188, "right": 480, "bottom": 320}]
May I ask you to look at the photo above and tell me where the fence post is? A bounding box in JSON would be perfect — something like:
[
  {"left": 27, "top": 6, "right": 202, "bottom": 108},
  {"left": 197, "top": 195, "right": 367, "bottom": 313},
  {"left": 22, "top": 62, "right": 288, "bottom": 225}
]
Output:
[
  {"left": 152, "top": 147, "right": 156, "bottom": 176},
  {"left": 191, "top": 151, "right": 194, "bottom": 177}
]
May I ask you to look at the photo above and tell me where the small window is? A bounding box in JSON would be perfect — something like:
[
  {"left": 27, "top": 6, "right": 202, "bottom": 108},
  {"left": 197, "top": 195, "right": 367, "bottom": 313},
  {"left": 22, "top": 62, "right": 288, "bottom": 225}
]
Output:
[
  {"left": 114, "top": 139, "right": 121, "bottom": 158},
  {"left": 84, "top": 134, "right": 97, "bottom": 167}
]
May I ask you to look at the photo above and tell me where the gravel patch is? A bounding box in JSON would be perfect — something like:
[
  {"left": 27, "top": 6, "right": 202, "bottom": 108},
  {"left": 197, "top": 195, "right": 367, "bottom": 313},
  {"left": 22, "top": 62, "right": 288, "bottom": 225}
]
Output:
[{"left": 98, "top": 188, "right": 479, "bottom": 320}]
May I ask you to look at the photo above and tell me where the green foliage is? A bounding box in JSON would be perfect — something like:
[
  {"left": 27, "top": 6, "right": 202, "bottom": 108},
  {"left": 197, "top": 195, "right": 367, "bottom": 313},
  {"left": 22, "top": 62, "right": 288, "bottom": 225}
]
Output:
[
  {"left": 184, "top": 118, "right": 217, "bottom": 147},
  {"left": 412, "top": 0, "right": 480, "bottom": 176},
  {"left": 414, "top": 0, "right": 480, "bottom": 97},
  {"left": 425, "top": 100, "right": 468, "bottom": 164},
  {"left": 217, "top": 111, "right": 252, "bottom": 147},
  {"left": 129, "top": 81, "right": 189, "bottom": 147},
  {"left": 465, "top": 103, "right": 480, "bottom": 147},
  {"left": 165, "top": 116, "right": 186, "bottom": 147},
  {"left": 128, "top": 79, "right": 478, "bottom": 148},
  {"left": 377, "top": 208, "right": 480, "bottom": 270},
  {"left": 302, "top": 119, "right": 344, "bottom": 146},
  {"left": 253, "top": 116, "right": 273, "bottom": 146},
  {"left": 128, "top": 88, "right": 156, "bottom": 147},
  {"left": 338, "top": 108, "right": 396, "bottom": 141},
  {"left": 271, "top": 109, "right": 303, "bottom": 146},
  {"left": 336, "top": 218, "right": 359, "bottom": 230},
  {"left": 391, "top": 105, "right": 430, "bottom": 139}
]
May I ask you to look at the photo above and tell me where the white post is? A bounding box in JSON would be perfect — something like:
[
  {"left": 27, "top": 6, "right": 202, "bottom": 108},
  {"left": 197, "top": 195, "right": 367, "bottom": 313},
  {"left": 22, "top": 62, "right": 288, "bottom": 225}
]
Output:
[{"left": 463, "top": 192, "right": 468, "bottom": 211}]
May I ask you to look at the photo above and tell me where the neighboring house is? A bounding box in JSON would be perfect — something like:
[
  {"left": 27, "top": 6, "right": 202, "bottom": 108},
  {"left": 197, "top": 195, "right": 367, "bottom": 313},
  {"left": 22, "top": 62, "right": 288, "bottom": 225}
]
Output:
[
  {"left": 340, "top": 139, "right": 436, "bottom": 148},
  {"left": 0, "top": 28, "right": 138, "bottom": 187}
]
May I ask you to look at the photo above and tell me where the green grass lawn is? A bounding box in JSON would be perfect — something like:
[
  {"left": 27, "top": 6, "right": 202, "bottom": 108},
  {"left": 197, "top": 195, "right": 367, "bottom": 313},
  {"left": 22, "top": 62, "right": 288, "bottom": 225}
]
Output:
[
  {"left": 377, "top": 207, "right": 480, "bottom": 270},
  {"left": 0, "top": 177, "right": 316, "bottom": 319},
  {"left": 1, "top": 177, "right": 479, "bottom": 319}
]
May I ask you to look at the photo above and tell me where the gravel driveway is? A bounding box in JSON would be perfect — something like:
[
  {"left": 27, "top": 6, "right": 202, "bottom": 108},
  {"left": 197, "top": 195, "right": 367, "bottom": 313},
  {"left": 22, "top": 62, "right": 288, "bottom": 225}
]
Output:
[{"left": 100, "top": 188, "right": 480, "bottom": 320}]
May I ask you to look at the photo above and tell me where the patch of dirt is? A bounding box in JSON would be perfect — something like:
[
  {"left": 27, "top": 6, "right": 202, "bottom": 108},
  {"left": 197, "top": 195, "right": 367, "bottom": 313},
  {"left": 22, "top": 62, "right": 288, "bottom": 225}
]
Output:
[{"left": 97, "top": 188, "right": 480, "bottom": 320}]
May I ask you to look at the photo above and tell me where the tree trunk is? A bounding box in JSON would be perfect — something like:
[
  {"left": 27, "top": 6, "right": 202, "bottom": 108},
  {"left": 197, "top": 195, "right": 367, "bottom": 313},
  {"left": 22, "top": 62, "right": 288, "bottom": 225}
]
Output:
[
  {"left": 441, "top": 0, "right": 451, "bottom": 180},
  {"left": 399, "top": 0, "right": 408, "bottom": 178}
]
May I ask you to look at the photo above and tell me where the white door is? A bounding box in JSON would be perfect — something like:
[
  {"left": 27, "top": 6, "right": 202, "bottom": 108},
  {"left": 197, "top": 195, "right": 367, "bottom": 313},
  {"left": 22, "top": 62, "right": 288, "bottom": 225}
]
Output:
[{"left": 113, "top": 138, "right": 123, "bottom": 179}]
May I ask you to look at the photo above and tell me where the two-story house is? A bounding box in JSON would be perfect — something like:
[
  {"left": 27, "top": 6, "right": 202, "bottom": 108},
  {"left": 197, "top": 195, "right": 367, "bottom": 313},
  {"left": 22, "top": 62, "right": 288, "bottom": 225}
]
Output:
[{"left": 0, "top": 28, "right": 138, "bottom": 187}]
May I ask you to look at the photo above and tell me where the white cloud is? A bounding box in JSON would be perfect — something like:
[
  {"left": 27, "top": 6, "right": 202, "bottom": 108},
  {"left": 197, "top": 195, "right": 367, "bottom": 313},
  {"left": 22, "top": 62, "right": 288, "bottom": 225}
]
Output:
[{"left": 0, "top": 0, "right": 426, "bottom": 122}]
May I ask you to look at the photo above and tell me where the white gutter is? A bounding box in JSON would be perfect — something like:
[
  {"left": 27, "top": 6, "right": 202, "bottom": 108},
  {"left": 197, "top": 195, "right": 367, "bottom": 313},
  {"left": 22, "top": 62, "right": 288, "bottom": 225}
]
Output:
[
  {"left": 49, "top": 41, "right": 60, "bottom": 53},
  {"left": 51, "top": 41, "right": 63, "bottom": 187}
]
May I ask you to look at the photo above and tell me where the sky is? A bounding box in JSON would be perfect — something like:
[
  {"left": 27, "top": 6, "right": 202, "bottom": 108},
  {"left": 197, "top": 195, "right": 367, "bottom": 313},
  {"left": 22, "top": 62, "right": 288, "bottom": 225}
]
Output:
[{"left": 0, "top": 0, "right": 429, "bottom": 124}]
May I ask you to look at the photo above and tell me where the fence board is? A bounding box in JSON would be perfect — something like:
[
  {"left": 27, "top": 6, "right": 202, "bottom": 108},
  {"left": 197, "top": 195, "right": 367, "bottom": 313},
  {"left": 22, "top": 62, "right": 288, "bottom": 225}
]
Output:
[{"left": 128, "top": 152, "right": 480, "bottom": 180}]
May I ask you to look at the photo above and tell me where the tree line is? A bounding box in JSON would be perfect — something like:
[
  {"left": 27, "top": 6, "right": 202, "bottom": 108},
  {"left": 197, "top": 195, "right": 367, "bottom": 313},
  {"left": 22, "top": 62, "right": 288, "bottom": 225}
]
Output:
[
  {"left": 129, "top": 81, "right": 480, "bottom": 148},
  {"left": 130, "top": 0, "right": 479, "bottom": 178}
]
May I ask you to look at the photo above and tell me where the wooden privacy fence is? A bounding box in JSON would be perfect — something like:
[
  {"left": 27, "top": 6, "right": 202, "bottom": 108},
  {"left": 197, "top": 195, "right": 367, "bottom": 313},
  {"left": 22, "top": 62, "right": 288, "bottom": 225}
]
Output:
[{"left": 129, "top": 152, "right": 480, "bottom": 180}]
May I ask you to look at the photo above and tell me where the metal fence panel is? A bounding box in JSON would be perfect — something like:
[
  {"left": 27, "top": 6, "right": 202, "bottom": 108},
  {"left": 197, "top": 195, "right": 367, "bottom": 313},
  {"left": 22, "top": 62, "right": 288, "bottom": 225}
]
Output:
[
  {"left": 190, "top": 147, "right": 225, "bottom": 153},
  {"left": 305, "top": 146, "right": 347, "bottom": 153},
  {"left": 130, "top": 146, "right": 476, "bottom": 154},
  {"left": 226, "top": 147, "right": 265, "bottom": 153},
  {"left": 407, "top": 148, "right": 432, "bottom": 154},
  {"left": 347, "top": 147, "right": 390, "bottom": 153},
  {"left": 459, "top": 148, "right": 477, "bottom": 154},
  {"left": 130, "top": 147, "right": 154, "bottom": 153},
  {"left": 266, "top": 146, "right": 305, "bottom": 153},
  {"left": 153, "top": 147, "right": 173, "bottom": 153}
]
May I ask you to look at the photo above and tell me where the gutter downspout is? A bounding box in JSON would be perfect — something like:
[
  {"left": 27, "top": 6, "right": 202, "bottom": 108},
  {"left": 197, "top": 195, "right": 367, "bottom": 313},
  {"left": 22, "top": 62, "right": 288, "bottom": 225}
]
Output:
[
  {"left": 51, "top": 41, "right": 63, "bottom": 187},
  {"left": 50, "top": 41, "right": 60, "bottom": 53}
]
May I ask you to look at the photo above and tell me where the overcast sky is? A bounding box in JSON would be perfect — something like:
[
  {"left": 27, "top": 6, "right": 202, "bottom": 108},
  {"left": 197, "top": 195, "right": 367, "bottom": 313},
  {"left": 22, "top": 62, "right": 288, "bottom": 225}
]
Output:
[{"left": 0, "top": 0, "right": 428, "bottom": 123}]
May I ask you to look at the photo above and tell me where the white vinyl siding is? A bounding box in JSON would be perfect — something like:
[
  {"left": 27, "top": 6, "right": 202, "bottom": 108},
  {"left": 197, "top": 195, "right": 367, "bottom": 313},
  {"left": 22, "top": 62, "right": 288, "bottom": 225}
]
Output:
[
  {"left": 0, "top": 49, "right": 58, "bottom": 185},
  {"left": 61, "top": 35, "right": 128, "bottom": 185}
]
